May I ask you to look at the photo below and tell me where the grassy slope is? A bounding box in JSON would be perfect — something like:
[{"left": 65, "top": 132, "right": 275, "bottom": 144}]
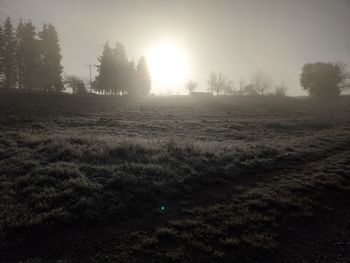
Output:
[{"left": 0, "top": 91, "right": 349, "bottom": 262}]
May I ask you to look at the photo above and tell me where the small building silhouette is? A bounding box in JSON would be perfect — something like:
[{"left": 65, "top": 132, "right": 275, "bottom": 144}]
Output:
[{"left": 190, "top": 92, "right": 213, "bottom": 96}]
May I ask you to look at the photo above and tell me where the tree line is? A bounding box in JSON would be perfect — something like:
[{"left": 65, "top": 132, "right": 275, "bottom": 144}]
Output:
[
  {"left": 1, "top": 16, "right": 347, "bottom": 98},
  {"left": 0, "top": 17, "right": 151, "bottom": 96},
  {"left": 186, "top": 62, "right": 349, "bottom": 98},
  {"left": 0, "top": 17, "right": 63, "bottom": 92},
  {"left": 186, "top": 70, "right": 288, "bottom": 97}
]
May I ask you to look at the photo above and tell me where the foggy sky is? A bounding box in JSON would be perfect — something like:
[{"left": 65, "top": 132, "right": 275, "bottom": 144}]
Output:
[{"left": 1, "top": 0, "right": 350, "bottom": 95}]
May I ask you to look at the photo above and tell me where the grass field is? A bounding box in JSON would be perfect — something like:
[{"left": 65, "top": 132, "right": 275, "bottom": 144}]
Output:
[{"left": 0, "top": 91, "right": 349, "bottom": 263}]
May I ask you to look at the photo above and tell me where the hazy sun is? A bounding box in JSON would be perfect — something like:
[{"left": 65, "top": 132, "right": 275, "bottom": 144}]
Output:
[{"left": 146, "top": 40, "right": 190, "bottom": 94}]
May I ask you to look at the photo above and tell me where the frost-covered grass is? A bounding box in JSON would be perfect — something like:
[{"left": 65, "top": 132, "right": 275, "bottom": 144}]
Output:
[{"left": 0, "top": 92, "right": 349, "bottom": 262}]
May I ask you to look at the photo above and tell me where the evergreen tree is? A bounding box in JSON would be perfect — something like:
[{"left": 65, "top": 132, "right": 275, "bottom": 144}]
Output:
[
  {"left": 136, "top": 56, "right": 151, "bottom": 96},
  {"left": 17, "top": 21, "right": 41, "bottom": 90},
  {"left": 126, "top": 60, "right": 138, "bottom": 96},
  {"left": 112, "top": 42, "right": 129, "bottom": 95},
  {"left": 95, "top": 42, "right": 132, "bottom": 95},
  {"left": 16, "top": 20, "right": 24, "bottom": 89},
  {"left": 95, "top": 42, "right": 151, "bottom": 96},
  {"left": 2, "top": 18, "right": 17, "bottom": 89},
  {"left": 95, "top": 42, "right": 114, "bottom": 95},
  {"left": 39, "top": 23, "right": 63, "bottom": 92}
]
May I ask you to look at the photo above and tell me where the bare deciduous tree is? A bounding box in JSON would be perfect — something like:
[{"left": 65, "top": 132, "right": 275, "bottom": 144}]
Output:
[
  {"left": 185, "top": 80, "right": 197, "bottom": 94},
  {"left": 207, "top": 71, "right": 230, "bottom": 95},
  {"left": 252, "top": 71, "right": 272, "bottom": 95},
  {"left": 64, "top": 75, "right": 87, "bottom": 94}
]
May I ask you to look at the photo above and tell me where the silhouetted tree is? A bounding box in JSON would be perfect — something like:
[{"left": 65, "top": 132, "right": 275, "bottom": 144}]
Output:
[
  {"left": 207, "top": 71, "right": 229, "bottom": 95},
  {"left": 185, "top": 80, "right": 197, "bottom": 94},
  {"left": 274, "top": 83, "right": 287, "bottom": 97},
  {"left": 300, "top": 62, "right": 349, "bottom": 98},
  {"left": 95, "top": 42, "right": 131, "bottom": 95},
  {"left": 136, "top": 56, "right": 151, "bottom": 96},
  {"left": 2, "top": 18, "right": 17, "bottom": 89},
  {"left": 252, "top": 71, "right": 272, "bottom": 95},
  {"left": 39, "top": 23, "right": 63, "bottom": 92},
  {"left": 16, "top": 21, "right": 41, "bottom": 90},
  {"left": 95, "top": 42, "right": 114, "bottom": 95},
  {"left": 64, "top": 75, "right": 87, "bottom": 94},
  {"left": 126, "top": 60, "right": 138, "bottom": 96},
  {"left": 15, "top": 20, "right": 24, "bottom": 89},
  {"left": 95, "top": 42, "right": 151, "bottom": 96},
  {"left": 112, "top": 42, "right": 129, "bottom": 95},
  {"left": 0, "top": 17, "right": 65, "bottom": 92}
]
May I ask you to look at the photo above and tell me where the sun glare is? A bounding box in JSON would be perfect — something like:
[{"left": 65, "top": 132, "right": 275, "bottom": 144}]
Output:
[{"left": 146, "top": 40, "right": 190, "bottom": 94}]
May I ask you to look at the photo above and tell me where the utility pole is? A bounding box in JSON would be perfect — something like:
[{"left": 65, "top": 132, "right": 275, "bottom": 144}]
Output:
[{"left": 85, "top": 64, "right": 93, "bottom": 93}]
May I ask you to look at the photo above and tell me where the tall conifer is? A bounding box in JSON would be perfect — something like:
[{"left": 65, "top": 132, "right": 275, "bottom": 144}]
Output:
[
  {"left": 137, "top": 56, "right": 151, "bottom": 96},
  {"left": 18, "top": 21, "right": 41, "bottom": 90},
  {"left": 2, "top": 18, "right": 17, "bottom": 89},
  {"left": 95, "top": 42, "right": 114, "bottom": 95},
  {"left": 39, "top": 23, "right": 63, "bottom": 92}
]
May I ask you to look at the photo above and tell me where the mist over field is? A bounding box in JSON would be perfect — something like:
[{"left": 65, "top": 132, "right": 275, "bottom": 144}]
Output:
[
  {"left": 0, "top": 1, "right": 349, "bottom": 263},
  {"left": 1, "top": 0, "right": 350, "bottom": 95}
]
